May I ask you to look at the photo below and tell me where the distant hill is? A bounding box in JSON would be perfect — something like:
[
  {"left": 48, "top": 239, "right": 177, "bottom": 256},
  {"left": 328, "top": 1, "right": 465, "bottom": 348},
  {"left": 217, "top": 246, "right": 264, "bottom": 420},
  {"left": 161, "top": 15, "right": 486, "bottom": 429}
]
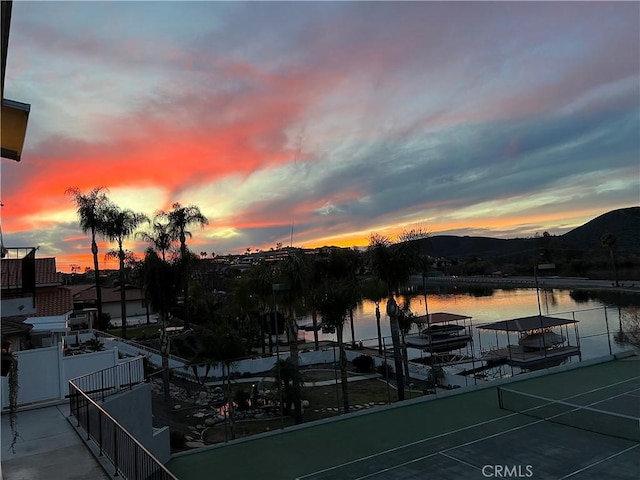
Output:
[
  {"left": 418, "top": 235, "right": 533, "bottom": 260},
  {"left": 417, "top": 206, "right": 639, "bottom": 260},
  {"left": 558, "top": 206, "right": 639, "bottom": 253}
]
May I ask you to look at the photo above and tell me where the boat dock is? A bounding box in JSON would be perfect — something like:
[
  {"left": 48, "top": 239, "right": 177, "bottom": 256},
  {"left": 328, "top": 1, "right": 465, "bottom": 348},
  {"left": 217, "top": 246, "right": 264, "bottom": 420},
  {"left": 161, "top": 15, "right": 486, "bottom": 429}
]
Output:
[{"left": 482, "top": 344, "right": 581, "bottom": 366}]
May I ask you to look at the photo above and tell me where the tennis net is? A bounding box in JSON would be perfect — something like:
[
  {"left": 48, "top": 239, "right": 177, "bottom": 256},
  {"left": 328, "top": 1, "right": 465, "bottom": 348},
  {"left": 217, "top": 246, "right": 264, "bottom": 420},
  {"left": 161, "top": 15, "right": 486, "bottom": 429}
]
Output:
[{"left": 497, "top": 387, "right": 640, "bottom": 442}]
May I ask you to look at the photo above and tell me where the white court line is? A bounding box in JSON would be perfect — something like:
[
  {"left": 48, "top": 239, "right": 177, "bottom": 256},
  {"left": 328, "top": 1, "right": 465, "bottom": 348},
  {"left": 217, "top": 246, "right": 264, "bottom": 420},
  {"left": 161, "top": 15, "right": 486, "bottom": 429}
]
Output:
[
  {"left": 295, "top": 375, "right": 640, "bottom": 480},
  {"left": 353, "top": 389, "right": 640, "bottom": 480},
  {"left": 294, "top": 412, "right": 523, "bottom": 480},
  {"left": 557, "top": 443, "right": 640, "bottom": 480},
  {"left": 353, "top": 385, "right": 640, "bottom": 480},
  {"left": 622, "top": 386, "right": 640, "bottom": 400},
  {"left": 438, "top": 452, "right": 483, "bottom": 472},
  {"left": 352, "top": 417, "right": 549, "bottom": 480},
  {"left": 510, "top": 385, "right": 640, "bottom": 422}
]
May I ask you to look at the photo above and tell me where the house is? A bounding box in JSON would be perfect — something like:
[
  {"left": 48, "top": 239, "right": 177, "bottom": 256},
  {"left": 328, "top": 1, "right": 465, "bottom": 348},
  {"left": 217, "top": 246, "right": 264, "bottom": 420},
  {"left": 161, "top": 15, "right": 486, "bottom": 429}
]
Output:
[
  {"left": 72, "top": 283, "right": 149, "bottom": 325},
  {"left": 1, "top": 254, "right": 73, "bottom": 350}
]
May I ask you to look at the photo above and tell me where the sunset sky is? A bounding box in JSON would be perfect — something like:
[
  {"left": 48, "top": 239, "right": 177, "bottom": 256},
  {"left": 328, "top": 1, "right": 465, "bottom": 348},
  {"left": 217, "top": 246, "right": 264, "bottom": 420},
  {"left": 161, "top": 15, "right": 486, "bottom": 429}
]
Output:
[{"left": 2, "top": 1, "right": 639, "bottom": 273}]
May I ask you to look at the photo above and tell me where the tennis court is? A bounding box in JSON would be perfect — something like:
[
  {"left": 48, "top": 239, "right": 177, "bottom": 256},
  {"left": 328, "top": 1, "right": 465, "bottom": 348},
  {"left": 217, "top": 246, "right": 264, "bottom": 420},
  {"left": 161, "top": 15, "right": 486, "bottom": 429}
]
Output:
[{"left": 168, "top": 356, "right": 639, "bottom": 480}]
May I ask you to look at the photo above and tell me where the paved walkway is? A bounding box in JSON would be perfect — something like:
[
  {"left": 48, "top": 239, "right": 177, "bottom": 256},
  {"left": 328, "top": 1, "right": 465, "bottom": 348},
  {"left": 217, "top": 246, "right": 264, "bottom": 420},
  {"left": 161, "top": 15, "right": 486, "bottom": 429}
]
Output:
[{"left": 0, "top": 403, "right": 110, "bottom": 480}]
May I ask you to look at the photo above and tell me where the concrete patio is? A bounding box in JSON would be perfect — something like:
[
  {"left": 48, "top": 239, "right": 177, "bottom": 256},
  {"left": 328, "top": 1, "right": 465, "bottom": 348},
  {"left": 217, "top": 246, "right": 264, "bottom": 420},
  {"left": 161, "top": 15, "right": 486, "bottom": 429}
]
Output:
[{"left": 0, "top": 402, "right": 110, "bottom": 480}]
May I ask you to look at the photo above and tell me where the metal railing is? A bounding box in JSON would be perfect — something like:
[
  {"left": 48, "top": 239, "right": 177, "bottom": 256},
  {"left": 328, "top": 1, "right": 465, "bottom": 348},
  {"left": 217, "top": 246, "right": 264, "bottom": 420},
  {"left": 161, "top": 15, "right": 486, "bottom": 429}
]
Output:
[
  {"left": 69, "top": 359, "right": 178, "bottom": 480},
  {"left": 70, "top": 357, "right": 145, "bottom": 402},
  {"left": 93, "top": 330, "right": 190, "bottom": 364}
]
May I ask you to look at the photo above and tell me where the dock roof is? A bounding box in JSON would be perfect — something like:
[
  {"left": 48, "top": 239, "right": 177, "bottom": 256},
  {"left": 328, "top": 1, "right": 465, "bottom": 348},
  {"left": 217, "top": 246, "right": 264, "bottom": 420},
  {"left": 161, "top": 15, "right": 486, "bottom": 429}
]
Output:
[
  {"left": 478, "top": 315, "right": 578, "bottom": 332},
  {"left": 413, "top": 312, "right": 472, "bottom": 324}
]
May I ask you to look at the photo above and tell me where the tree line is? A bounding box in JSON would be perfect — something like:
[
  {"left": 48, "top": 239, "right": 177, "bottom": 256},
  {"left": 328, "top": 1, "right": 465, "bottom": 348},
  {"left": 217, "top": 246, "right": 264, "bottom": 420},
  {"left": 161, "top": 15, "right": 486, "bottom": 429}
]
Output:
[{"left": 68, "top": 186, "right": 432, "bottom": 425}]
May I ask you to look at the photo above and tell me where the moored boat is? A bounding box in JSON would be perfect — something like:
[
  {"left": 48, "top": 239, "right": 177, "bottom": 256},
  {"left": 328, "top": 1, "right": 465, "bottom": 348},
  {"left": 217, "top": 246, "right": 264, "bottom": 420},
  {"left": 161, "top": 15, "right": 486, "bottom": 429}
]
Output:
[{"left": 518, "top": 330, "right": 565, "bottom": 351}]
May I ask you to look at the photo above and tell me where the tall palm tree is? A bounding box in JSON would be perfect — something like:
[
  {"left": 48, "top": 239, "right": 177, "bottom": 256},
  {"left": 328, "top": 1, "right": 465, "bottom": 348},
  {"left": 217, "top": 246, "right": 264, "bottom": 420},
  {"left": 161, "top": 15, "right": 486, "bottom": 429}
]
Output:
[
  {"left": 270, "top": 358, "right": 303, "bottom": 418},
  {"left": 66, "top": 186, "right": 110, "bottom": 325},
  {"left": 316, "top": 249, "right": 361, "bottom": 414},
  {"left": 142, "top": 248, "right": 179, "bottom": 402},
  {"left": 137, "top": 220, "right": 173, "bottom": 262},
  {"left": 318, "top": 279, "right": 355, "bottom": 414},
  {"left": 160, "top": 203, "right": 208, "bottom": 329},
  {"left": 103, "top": 204, "right": 147, "bottom": 339},
  {"left": 279, "top": 250, "right": 310, "bottom": 424},
  {"left": 343, "top": 249, "right": 363, "bottom": 349},
  {"left": 245, "top": 260, "right": 278, "bottom": 354},
  {"left": 397, "top": 296, "right": 416, "bottom": 385},
  {"left": 601, "top": 233, "right": 619, "bottom": 287},
  {"left": 308, "top": 254, "right": 333, "bottom": 352},
  {"left": 366, "top": 231, "right": 426, "bottom": 401},
  {"left": 105, "top": 248, "right": 139, "bottom": 286},
  {"left": 192, "top": 321, "right": 246, "bottom": 440},
  {"left": 137, "top": 220, "right": 174, "bottom": 328},
  {"left": 360, "top": 278, "right": 387, "bottom": 354}
]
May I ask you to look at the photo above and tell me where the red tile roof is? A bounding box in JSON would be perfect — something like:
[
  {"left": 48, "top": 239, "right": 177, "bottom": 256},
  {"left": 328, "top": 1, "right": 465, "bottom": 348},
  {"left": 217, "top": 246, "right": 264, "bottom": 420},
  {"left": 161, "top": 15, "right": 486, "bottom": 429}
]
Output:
[
  {"left": 1, "top": 257, "right": 62, "bottom": 288},
  {"left": 74, "top": 285, "right": 145, "bottom": 303},
  {"left": 34, "top": 287, "right": 74, "bottom": 317}
]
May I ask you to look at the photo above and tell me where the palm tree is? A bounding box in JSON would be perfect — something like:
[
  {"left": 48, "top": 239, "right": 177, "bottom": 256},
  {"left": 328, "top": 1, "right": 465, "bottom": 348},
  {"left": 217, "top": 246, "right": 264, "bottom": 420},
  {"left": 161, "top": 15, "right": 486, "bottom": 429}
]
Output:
[
  {"left": 601, "top": 233, "right": 619, "bottom": 287},
  {"left": 360, "top": 278, "right": 387, "bottom": 354},
  {"left": 142, "top": 248, "right": 179, "bottom": 402},
  {"left": 137, "top": 220, "right": 173, "bottom": 262},
  {"left": 318, "top": 283, "right": 352, "bottom": 413},
  {"left": 279, "top": 250, "right": 311, "bottom": 424},
  {"left": 271, "top": 358, "right": 303, "bottom": 417},
  {"left": 344, "top": 249, "right": 363, "bottom": 348},
  {"left": 105, "top": 249, "right": 138, "bottom": 280},
  {"left": 397, "top": 296, "right": 416, "bottom": 385},
  {"left": 137, "top": 220, "right": 174, "bottom": 327},
  {"left": 316, "top": 249, "right": 361, "bottom": 414},
  {"left": 66, "top": 186, "right": 110, "bottom": 325},
  {"left": 102, "top": 203, "right": 147, "bottom": 339},
  {"left": 160, "top": 203, "right": 208, "bottom": 329},
  {"left": 307, "top": 253, "right": 341, "bottom": 352},
  {"left": 244, "top": 260, "right": 278, "bottom": 353},
  {"left": 192, "top": 321, "right": 246, "bottom": 440},
  {"left": 366, "top": 231, "right": 426, "bottom": 401}
]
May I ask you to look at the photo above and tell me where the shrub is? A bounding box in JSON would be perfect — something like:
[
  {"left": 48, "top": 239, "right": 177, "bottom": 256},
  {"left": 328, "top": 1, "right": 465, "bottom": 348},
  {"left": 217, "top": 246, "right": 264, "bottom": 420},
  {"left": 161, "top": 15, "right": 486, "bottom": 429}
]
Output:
[
  {"left": 84, "top": 332, "right": 104, "bottom": 352},
  {"left": 427, "top": 365, "right": 445, "bottom": 387},
  {"left": 234, "top": 389, "right": 251, "bottom": 411},
  {"left": 375, "top": 363, "right": 394, "bottom": 379},
  {"left": 352, "top": 354, "right": 374, "bottom": 373},
  {"left": 98, "top": 313, "right": 111, "bottom": 331}
]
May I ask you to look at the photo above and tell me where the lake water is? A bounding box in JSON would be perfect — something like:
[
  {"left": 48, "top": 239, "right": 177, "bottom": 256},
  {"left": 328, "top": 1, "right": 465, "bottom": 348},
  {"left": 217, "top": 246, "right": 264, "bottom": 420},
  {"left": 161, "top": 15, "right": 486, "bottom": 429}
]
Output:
[{"left": 297, "top": 286, "right": 640, "bottom": 363}]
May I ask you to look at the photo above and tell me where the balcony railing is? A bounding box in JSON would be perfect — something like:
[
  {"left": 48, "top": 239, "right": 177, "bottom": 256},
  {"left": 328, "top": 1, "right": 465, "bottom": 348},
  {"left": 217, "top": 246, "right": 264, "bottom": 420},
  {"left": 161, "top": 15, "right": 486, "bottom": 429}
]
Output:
[
  {"left": 70, "top": 356, "right": 145, "bottom": 402},
  {"left": 69, "top": 358, "right": 178, "bottom": 480}
]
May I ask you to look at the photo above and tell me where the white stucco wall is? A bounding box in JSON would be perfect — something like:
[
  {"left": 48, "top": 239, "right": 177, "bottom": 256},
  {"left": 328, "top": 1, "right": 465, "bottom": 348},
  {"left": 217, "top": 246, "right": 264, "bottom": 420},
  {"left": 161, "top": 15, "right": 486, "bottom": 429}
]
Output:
[{"left": 1, "top": 344, "right": 120, "bottom": 409}]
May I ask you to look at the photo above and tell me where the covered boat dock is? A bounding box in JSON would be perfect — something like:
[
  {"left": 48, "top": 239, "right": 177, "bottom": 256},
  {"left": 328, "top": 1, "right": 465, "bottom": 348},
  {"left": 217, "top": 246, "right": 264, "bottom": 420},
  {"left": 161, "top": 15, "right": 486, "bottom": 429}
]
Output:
[
  {"left": 478, "top": 315, "right": 580, "bottom": 368},
  {"left": 405, "top": 312, "right": 473, "bottom": 353}
]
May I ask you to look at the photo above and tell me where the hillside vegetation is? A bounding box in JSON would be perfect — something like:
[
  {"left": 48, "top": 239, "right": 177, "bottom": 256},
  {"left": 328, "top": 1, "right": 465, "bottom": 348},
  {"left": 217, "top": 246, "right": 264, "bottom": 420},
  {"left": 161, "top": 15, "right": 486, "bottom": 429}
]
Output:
[{"left": 415, "top": 206, "right": 639, "bottom": 279}]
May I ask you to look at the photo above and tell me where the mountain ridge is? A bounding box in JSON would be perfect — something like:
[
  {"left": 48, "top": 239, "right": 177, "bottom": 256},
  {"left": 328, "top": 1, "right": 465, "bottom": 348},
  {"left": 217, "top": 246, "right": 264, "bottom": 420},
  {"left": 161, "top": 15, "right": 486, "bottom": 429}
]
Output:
[{"left": 418, "top": 206, "right": 639, "bottom": 260}]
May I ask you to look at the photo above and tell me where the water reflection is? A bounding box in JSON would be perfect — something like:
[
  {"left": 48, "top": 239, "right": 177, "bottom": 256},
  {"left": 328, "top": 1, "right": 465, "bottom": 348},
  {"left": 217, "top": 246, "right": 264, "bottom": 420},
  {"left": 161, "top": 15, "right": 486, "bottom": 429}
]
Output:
[
  {"left": 298, "top": 287, "right": 640, "bottom": 361},
  {"left": 615, "top": 306, "right": 640, "bottom": 349}
]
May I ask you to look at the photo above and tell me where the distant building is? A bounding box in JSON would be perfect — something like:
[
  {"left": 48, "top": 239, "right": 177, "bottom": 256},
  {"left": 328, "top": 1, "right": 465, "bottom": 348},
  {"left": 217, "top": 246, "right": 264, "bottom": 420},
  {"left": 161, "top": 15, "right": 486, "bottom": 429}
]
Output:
[
  {"left": 72, "top": 284, "right": 148, "bottom": 323},
  {"left": 1, "top": 254, "right": 73, "bottom": 350}
]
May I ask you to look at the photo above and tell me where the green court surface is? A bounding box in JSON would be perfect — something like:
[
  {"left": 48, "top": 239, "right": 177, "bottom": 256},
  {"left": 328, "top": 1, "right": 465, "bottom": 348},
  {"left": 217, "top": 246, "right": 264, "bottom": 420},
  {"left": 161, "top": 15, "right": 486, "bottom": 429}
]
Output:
[{"left": 167, "top": 357, "right": 640, "bottom": 480}]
